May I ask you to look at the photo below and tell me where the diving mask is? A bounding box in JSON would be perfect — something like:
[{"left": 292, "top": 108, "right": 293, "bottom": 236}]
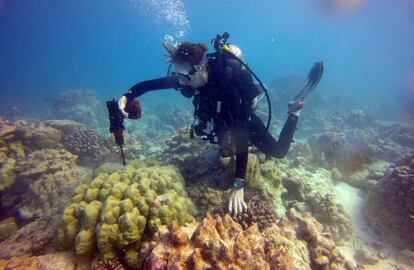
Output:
[{"left": 174, "top": 54, "right": 208, "bottom": 88}]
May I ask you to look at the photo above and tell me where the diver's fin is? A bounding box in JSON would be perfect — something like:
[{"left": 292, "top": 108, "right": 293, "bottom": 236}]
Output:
[{"left": 292, "top": 61, "right": 324, "bottom": 102}]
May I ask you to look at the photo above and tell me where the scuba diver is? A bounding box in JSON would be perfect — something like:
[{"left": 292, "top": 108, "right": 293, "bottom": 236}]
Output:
[{"left": 114, "top": 33, "right": 324, "bottom": 216}]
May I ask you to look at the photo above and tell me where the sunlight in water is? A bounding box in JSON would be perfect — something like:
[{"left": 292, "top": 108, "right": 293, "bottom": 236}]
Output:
[{"left": 133, "top": 0, "right": 190, "bottom": 38}]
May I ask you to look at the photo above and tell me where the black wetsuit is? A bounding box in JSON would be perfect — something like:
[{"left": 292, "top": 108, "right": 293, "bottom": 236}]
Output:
[{"left": 123, "top": 53, "right": 298, "bottom": 180}]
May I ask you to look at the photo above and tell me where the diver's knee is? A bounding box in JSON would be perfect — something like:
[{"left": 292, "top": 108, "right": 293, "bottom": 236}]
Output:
[{"left": 272, "top": 150, "right": 287, "bottom": 159}]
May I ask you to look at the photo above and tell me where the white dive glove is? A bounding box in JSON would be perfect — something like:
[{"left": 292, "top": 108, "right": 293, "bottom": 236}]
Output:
[
  {"left": 288, "top": 99, "right": 304, "bottom": 117},
  {"left": 118, "top": 96, "right": 129, "bottom": 118},
  {"left": 228, "top": 178, "right": 247, "bottom": 216}
]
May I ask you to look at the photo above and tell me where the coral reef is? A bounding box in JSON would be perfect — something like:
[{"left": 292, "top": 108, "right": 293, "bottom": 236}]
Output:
[
  {"left": 122, "top": 132, "right": 143, "bottom": 160},
  {"left": 137, "top": 210, "right": 353, "bottom": 270},
  {"left": 345, "top": 109, "right": 376, "bottom": 128},
  {"left": 0, "top": 148, "right": 81, "bottom": 218},
  {"left": 222, "top": 153, "right": 263, "bottom": 188},
  {"left": 59, "top": 127, "right": 115, "bottom": 166},
  {"left": 47, "top": 119, "right": 137, "bottom": 165},
  {"left": 186, "top": 183, "right": 224, "bottom": 218},
  {"left": 308, "top": 131, "right": 346, "bottom": 168},
  {"left": 0, "top": 215, "right": 60, "bottom": 258},
  {"left": 15, "top": 166, "right": 92, "bottom": 220},
  {"left": 0, "top": 251, "right": 76, "bottom": 269},
  {"left": 50, "top": 89, "right": 106, "bottom": 129},
  {"left": 17, "top": 149, "right": 77, "bottom": 178},
  {"left": 0, "top": 118, "right": 64, "bottom": 192},
  {"left": 1, "top": 148, "right": 78, "bottom": 196},
  {"left": 283, "top": 208, "right": 352, "bottom": 269},
  {"left": 159, "top": 106, "right": 193, "bottom": 132},
  {"left": 366, "top": 153, "right": 414, "bottom": 250},
  {"left": 272, "top": 148, "right": 353, "bottom": 243},
  {"left": 162, "top": 132, "right": 224, "bottom": 182},
  {"left": 92, "top": 258, "right": 126, "bottom": 270},
  {"left": 213, "top": 188, "right": 278, "bottom": 231},
  {"left": 0, "top": 217, "right": 18, "bottom": 242},
  {"left": 307, "top": 193, "right": 353, "bottom": 242},
  {"left": 44, "top": 119, "right": 87, "bottom": 133},
  {"left": 58, "top": 160, "right": 195, "bottom": 267},
  {"left": 0, "top": 118, "right": 62, "bottom": 149}
]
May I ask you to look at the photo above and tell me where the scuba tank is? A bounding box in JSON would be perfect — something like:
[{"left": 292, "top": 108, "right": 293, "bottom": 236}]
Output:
[
  {"left": 210, "top": 32, "right": 273, "bottom": 157},
  {"left": 162, "top": 32, "right": 273, "bottom": 157}
]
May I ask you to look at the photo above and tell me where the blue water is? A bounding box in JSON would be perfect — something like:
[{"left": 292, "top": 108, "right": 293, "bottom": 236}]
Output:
[{"left": 1, "top": 0, "right": 414, "bottom": 120}]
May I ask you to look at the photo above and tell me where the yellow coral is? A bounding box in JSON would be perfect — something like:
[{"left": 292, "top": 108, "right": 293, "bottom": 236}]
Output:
[
  {"left": 58, "top": 161, "right": 195, "bottom": 267},
  {"left": 75, "top": 229, "right": 96, "bottom": 256}
]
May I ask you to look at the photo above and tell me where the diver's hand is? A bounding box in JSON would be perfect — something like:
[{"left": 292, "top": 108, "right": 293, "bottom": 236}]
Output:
[
  {"left": 118, "top": 96, "right": 129, "bottom": 118},
  {"left": 228, "top": 187, "right": 247, "bottom": 216}
]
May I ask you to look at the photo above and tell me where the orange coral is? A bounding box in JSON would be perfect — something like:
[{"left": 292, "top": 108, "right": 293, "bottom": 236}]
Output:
[
  {"left": 138, "top": 214, "right": 292, "bottom": 270},
  {"left": 138, "top": 210, "right": 353, "bottom": 270}
]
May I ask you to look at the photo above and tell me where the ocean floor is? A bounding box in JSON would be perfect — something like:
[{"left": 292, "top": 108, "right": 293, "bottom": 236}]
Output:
[{"left": 335, "top": 182, "right": 414, "bottom": 269}]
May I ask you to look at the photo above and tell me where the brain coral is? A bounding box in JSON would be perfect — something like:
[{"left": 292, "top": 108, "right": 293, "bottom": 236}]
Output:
[{"left": 58, "top": 161, "right": 196, "bottom": 267}]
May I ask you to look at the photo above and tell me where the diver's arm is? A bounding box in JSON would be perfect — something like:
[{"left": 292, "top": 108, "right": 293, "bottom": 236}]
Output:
[
  {"left": 233, "top": 127, "right": 249, "bottom": 180},
  {"left": 123, "top": 76, "right": 180, "bottom": 102},
  {"left": 228, "top": 127, "right": 249, "bottom": 216}
]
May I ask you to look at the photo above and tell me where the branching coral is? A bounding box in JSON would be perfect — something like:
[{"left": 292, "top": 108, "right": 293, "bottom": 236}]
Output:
[{"left": 58, "top": 161, "right": 196, "bottom": 267}]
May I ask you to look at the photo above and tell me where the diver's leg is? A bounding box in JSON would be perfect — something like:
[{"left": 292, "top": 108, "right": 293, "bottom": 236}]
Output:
[{"left": 249, "top": 113, "right": 298, "bottom": 158}]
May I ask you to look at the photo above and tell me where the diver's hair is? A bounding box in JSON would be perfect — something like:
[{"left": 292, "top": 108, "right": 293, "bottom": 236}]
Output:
[{"left": 171, "top": 42, "right": 208, "bottom": 65}]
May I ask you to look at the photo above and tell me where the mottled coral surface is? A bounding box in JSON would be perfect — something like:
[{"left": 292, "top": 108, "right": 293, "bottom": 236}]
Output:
[{"left": 138, "top": 211, "right": 353, "bottom": 270}]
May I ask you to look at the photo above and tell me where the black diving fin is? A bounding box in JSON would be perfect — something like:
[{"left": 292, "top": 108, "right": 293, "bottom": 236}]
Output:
[{"left": 292, "top": 61, "right": 324, "bottom": 102}]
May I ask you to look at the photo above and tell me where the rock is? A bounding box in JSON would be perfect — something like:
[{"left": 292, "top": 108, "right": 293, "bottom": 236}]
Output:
[
  {"left": 366, "top": 153, "right": 414, "bottom": 250},
  {"left": 354, "top": 248, "right": 379, "bottom": 265},
  {"left": 0, "top": 217, "right": 18, "bottom": 242},
  {"left": 0, "top": 251, "right": 76, "bottom": 270},
  {"left": 0, "top": 215, "right": 60, "bottom": 258}
]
